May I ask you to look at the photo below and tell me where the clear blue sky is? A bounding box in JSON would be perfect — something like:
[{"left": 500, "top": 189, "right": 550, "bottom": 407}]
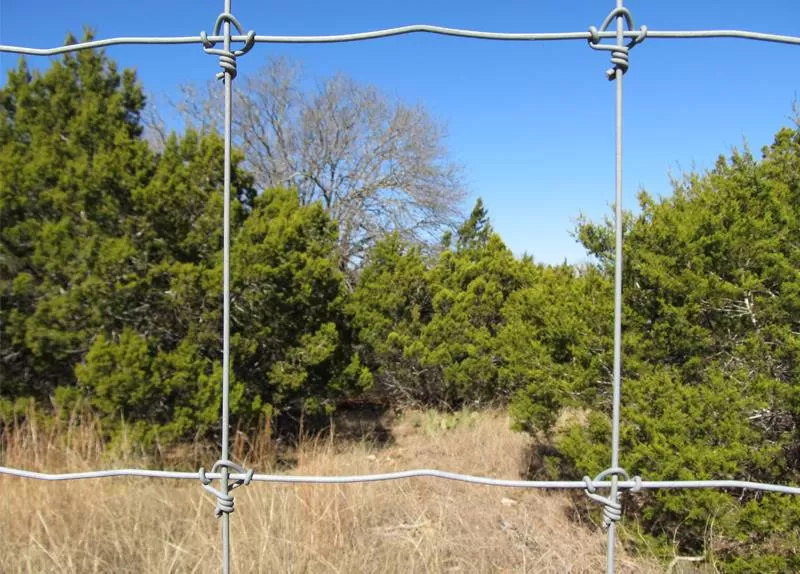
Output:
[{"left": 2, "top": 0, "right": 798, "bottom": 264}]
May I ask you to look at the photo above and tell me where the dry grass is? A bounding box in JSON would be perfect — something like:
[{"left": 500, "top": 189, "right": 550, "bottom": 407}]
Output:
[{"left": 1, "top": 408, "right": 663, "bottom": 573}]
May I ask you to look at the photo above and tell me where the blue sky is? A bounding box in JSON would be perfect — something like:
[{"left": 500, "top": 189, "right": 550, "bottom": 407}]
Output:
[{"left": 2, "top": 0, "right": 798, "bottom": 264}]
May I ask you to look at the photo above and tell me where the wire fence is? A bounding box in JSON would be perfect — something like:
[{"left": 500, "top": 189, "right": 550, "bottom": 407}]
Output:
[{"left": 1, "top": 2, "right": 799, "bottom": 573}]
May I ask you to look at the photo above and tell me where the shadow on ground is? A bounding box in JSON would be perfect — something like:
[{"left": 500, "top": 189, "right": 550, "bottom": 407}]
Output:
[{"left": 269, "top": 399, "right": 396, "bottom": 469}]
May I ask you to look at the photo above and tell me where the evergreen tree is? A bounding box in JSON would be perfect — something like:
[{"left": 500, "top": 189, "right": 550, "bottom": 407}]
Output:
[
  {"left": 348, "top": 233, "right": 432, "bottom": 403},
  {"left": 1, "top": 39, "right": 153, "bottom": 403},
  {"left": 1, "top": 39, "right": 368, "bottom": 443},
  {"left": 352, "top": 200, "right": 528, "bottom": 406},
  {"left": 530, "top": 121, "right": 800, "bottom": 571},
  {"left": 417, "top": 199, "right": 530, "bottom": 406},
  {"left": 503, "top": 262, "right": 613, "bottom": 435}
]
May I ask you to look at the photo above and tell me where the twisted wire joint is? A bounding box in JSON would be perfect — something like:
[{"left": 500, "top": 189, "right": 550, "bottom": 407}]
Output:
[
  {"left": 199, "top": 460, "right": 254, "bottom": 517},
  {"left": 583, "top": 467, "right": 642, "bottom": 528},
  {"left": 588, "top": 7, "right": 647, "bottom": 80},
  {"left": 200, "top": 13, "right": 256, "bottom": 80}
]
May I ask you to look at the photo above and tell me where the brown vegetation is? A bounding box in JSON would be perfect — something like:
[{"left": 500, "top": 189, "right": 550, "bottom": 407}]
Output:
[{"left": 1, "top": 409, "right": 662, "bottom": 573}]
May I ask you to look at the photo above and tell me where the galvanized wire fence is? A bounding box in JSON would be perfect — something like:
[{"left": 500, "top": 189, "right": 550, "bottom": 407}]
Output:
[{"left": 1, "top": 1, "right": 799, "bottom": 573}]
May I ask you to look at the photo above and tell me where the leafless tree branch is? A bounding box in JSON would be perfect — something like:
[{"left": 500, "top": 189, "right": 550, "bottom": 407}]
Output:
[{"left": 174, "top": 56, "right": 467, "bottom": 274}]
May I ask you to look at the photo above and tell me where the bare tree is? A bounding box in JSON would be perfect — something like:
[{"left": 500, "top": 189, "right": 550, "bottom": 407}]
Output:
[
  {"left": 142, "top": 91, "right": 169, "bottom": 153},
  {"left": 174, "top": 56, "right": 466, "bottom": 273}
]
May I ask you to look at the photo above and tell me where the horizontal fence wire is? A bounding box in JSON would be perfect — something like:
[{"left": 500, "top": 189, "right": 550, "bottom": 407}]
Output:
[
  {"left": 2, "top": 27, "right": 800, "bottom": 56},
  {"left": 1, "top": 466, "right": 799, "bottom": 495}
]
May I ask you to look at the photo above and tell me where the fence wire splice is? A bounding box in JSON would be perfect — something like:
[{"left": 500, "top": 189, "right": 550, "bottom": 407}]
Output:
[
  {"left": 199, "top": 461, "right": 255, "bottom": 517},
  {"left": 0, "top": 1, "right": 799, "bottom": 573}
]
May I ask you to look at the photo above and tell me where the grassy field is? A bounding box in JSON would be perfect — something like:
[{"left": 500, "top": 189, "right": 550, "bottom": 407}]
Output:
[{"left": 1, "top": 408, "right": 664, "bottom": 573}]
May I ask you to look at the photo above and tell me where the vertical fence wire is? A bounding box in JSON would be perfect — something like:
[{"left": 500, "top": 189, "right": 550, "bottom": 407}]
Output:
[
  {"left": 220, "top": 0, "right": 236, "bottom": 574},
  {"left": 608, "top": 3, "right": 626, "bottom": 572},
  {"left": 220, "top": 0, "right": 234, "bottom": 568}
]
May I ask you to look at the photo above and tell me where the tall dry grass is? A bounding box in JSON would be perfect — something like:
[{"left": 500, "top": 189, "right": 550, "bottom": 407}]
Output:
[{"left": 1, "top": 408, "right": 663, "bottom": 573}]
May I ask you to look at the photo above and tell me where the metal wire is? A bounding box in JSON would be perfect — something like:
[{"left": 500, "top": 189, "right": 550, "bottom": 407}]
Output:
[
  {"left": 199, "top": 460, "right": 255, "bottom": 517},
  {"left": 209, "top": 3, "right": 239, "bottom": 573},
  {"left": 1, "top": 4, "right": 799, "bottom": 574},
  {"left": 2, "top": 466, "right": 799, "bottom": 495},
  {"left": 1, "top": 27, "right": 800, "bottom": 56},
  {"left": 612, "top": 4, "right": 626, "bottom": 572}
]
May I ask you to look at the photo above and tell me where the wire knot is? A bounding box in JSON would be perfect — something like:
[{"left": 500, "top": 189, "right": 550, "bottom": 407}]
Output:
[
  {"left": 582, "top": 467, "right": 641, "bottom": 528},
  {"left": 198, "top": 460, "right": 254, "bottom": 518},
  {"left": 588, "top": 7, "right": 647, "bottom": 80},
  {"left": 200, "top": 13, "right": 256, "bottom": 80}
]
